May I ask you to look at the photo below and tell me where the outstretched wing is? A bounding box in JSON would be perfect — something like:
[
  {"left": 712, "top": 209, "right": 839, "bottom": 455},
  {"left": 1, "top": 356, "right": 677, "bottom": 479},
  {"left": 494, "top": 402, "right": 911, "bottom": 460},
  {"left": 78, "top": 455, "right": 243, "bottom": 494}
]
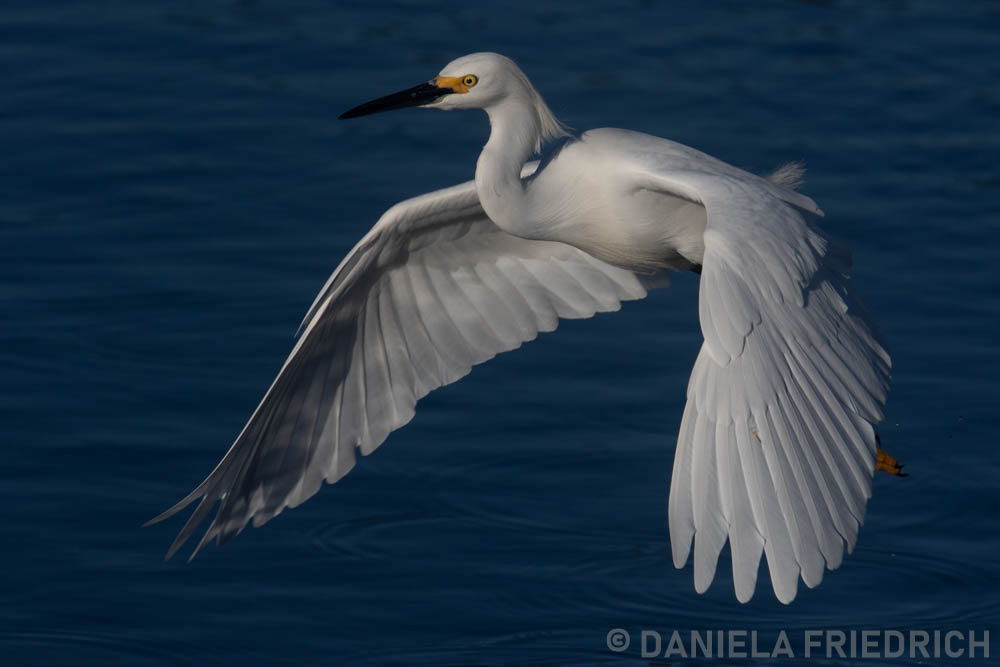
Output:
[
  {"left": 641, "top": 167, "right": 891, "bottom": 603},
  {"left": 148, "top": 164, "right": 664, "bottom": 559}
]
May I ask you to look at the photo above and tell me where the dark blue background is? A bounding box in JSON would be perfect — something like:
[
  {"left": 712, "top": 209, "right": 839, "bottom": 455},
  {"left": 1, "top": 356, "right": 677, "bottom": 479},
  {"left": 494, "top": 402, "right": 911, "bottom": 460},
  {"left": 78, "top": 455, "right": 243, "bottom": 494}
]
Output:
[{"left": 2, "top": 1, "right": 997, "bottom": 664}]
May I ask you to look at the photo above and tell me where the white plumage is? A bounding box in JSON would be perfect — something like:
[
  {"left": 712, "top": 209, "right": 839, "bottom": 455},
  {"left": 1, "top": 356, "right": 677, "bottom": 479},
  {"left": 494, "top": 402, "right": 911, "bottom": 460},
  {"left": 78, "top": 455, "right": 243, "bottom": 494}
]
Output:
[{"left": 148, "top": 52, "right": 890, "bottom": 604}]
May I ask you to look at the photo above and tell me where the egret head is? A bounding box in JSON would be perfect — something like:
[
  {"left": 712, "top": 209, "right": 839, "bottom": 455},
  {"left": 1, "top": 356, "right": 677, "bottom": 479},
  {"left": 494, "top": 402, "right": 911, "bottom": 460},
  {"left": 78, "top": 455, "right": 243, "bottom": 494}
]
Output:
[
  {"left": 425, "top": 52, "right": 516, "bottom": 110},
  {"left": 339, "top": 53, "right": 569, "bottom": 149}
]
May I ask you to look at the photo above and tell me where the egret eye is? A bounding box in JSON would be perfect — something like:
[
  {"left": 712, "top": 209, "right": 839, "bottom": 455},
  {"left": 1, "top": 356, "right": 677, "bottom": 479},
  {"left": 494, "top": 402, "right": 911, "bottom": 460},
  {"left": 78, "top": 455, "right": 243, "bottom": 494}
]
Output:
[{"left": 463, "top": 75, "right": 478, "bottom": 88}]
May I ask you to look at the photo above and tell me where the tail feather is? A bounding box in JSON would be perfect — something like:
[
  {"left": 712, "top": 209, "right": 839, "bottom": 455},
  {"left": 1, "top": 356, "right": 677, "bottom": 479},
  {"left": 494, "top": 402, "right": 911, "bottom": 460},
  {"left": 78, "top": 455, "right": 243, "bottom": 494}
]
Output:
[{"left": 767, "top": 162, "right": 806, "bottom": 190}]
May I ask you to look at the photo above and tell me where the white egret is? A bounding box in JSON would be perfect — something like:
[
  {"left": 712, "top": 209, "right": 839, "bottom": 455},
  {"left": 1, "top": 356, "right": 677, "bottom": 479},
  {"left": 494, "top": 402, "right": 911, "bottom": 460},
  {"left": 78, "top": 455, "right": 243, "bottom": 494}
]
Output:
[{"left": 149, "top": 52, "right": 900, "bottom": 604}]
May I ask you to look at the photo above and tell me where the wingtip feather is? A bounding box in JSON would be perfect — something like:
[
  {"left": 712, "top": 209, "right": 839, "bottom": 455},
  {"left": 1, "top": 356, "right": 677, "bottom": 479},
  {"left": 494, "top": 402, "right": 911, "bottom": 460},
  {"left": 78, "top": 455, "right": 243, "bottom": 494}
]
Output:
[{"left": 143, "top": 482, "right": 209, "bottom": 528}]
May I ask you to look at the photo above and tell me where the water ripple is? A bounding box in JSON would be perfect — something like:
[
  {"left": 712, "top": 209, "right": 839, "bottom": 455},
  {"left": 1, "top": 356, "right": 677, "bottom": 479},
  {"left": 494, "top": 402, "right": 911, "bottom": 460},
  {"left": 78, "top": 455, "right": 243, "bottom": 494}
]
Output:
[{"left": 0, "top": 629, "right": 220, "bottom": 666}]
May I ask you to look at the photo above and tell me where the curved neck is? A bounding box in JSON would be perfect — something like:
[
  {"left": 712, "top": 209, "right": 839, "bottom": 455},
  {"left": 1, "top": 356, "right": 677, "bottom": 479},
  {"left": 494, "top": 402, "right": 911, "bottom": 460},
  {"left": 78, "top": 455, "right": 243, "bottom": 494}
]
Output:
[{"left": 475, "top": 99, "right": 542, "bottom": 233}]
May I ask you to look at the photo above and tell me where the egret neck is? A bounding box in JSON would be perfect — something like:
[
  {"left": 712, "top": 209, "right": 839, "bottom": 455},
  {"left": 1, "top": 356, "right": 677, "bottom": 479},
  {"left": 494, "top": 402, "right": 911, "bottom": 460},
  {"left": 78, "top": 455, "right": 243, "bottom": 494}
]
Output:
[{"left": 475, "top": 97, "right": 547, "bottom": 236}]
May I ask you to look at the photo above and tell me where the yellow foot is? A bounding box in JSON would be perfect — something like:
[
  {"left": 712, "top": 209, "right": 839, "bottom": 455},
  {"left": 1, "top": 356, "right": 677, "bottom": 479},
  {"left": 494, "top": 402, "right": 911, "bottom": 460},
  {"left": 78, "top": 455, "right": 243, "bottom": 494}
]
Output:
[{"left": 875, "top": 434, "right": 908, "bottom": 477}]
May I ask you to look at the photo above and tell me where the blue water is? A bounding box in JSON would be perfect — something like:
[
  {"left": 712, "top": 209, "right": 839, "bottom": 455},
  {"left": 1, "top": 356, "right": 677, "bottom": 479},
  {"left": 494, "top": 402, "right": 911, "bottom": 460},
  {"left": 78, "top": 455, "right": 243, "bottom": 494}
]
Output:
[{"left": 2, "top": 1, "right": 998, "bottom": 664}]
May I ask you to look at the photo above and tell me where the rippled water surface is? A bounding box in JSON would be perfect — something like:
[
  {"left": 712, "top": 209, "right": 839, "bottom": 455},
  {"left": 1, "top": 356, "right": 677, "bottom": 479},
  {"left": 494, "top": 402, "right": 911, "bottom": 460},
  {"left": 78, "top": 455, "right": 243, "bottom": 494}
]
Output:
[{"left": 2, "top": 1, "right": 998, "bottom": 664}]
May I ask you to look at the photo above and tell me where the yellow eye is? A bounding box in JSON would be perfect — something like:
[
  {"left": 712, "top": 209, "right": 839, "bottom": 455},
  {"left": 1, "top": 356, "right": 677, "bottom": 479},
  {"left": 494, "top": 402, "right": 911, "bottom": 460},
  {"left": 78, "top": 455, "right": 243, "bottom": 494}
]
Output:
[{"left": 462, "top": 75, "right": 478, "bottom": 88}]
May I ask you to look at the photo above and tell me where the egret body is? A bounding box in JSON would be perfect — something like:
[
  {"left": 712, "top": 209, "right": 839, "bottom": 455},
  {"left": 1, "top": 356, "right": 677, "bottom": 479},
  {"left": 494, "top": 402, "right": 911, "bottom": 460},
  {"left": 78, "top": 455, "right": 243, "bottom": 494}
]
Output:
[{"left": 149, "top": 53, "right": 893, "bottom": 604}]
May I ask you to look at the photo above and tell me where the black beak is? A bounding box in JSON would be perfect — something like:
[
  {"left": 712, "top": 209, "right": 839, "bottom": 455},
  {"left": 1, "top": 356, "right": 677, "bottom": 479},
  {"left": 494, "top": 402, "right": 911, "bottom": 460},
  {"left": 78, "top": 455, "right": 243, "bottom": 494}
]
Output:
[{"left": 339, "top": 81, "right": 454, "bottom": 120}]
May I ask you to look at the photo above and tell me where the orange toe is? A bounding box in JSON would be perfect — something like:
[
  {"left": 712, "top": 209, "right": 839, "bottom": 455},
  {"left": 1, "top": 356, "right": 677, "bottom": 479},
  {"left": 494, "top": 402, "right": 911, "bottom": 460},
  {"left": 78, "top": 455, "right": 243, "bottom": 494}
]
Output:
[{"left": 876, "top": 446, "right": 907, "bottom": 477}]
